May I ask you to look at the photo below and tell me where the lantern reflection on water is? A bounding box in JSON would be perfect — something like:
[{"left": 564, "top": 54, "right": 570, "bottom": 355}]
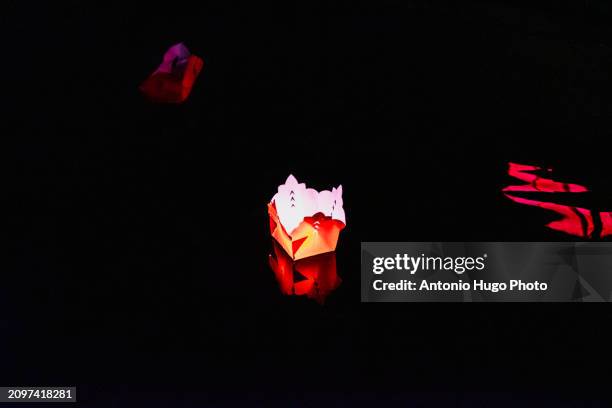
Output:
[{"left": 268, "top": 241, "right": 341, "bottom": 304}]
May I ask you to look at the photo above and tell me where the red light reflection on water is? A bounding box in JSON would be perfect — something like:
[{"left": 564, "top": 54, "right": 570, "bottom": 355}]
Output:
[
  {"left": 503, "top": 162, "right": 611, "bottom": 238},
  {"left": 268, "top": 241, "right": 341, "bottom": 304},
  {"left": 503, "top": 163, "right": 588, "bottom": 193}
]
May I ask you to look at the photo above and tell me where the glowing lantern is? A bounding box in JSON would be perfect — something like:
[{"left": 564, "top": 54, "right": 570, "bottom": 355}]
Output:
[
  {"left": 268, "top": 175, "right": 346, "bottom": 260},
  {"left": 139, "top": 42, "right": 203, "bottom": 103}
]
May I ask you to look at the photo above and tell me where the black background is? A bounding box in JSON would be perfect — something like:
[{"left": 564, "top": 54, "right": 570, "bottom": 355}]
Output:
[{"left": 5, "top": 1, "right": 612, "bottom": 406}]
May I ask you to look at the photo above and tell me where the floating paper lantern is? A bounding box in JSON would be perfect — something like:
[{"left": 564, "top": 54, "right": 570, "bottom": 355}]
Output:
[
  {"left": 139, "top": 42, "right": 203, "bottom": 103},
  {"left": 268, "top": 175, "right": 346, "bottom": 260}
]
